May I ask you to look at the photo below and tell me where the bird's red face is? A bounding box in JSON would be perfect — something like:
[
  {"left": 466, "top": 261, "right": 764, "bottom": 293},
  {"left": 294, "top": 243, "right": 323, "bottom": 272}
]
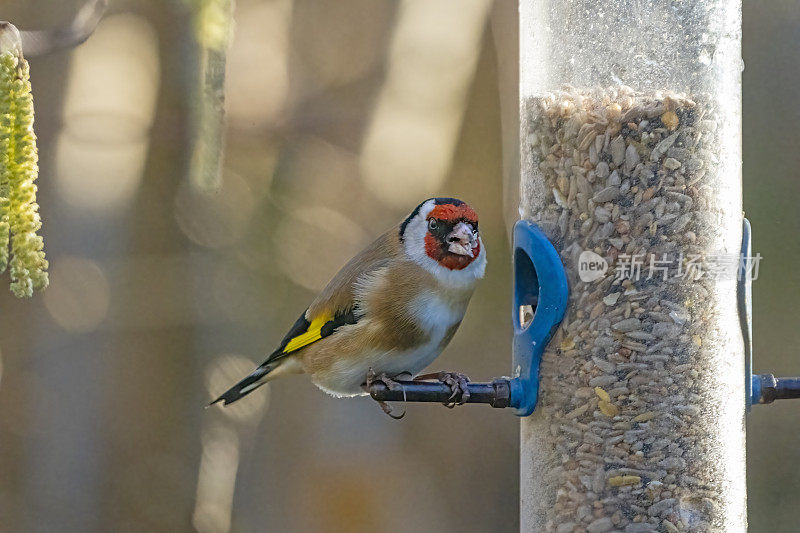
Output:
[{"left": 424, "top": 202, "right": 480, "bottom": 271}]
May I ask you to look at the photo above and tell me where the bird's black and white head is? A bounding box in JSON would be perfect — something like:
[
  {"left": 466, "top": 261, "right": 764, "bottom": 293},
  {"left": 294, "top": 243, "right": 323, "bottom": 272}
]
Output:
[{"left": 399, "top": 198, "right": 486, "bottom": 286}]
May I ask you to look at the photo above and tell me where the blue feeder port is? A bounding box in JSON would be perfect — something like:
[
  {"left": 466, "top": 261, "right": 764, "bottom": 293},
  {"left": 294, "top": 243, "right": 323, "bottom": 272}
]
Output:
[{"left": 508, "top": 220, "right": 569, "bottom": 416}]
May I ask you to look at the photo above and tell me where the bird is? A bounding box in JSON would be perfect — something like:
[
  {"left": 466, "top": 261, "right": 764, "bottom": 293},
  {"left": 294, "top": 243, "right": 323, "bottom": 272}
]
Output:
[{"left": 209, "top": 197, "right": 486, "bottom": 418}]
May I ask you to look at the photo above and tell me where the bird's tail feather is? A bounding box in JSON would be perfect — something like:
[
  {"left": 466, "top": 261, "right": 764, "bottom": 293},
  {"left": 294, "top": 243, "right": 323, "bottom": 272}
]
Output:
[{"left": 209, "top": 361, "right": 278, "bottom": 407}]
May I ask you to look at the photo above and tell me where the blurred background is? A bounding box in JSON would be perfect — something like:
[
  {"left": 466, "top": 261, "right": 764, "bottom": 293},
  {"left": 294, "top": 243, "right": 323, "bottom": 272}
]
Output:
[{"left": 0, "top": 0, "right": 797, "bottom": 531}]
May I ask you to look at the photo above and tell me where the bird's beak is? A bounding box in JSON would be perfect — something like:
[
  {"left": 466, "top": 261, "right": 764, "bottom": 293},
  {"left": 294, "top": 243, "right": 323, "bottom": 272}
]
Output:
[{"left": 446, "top": 222, "right": 477, "bottom": 257}]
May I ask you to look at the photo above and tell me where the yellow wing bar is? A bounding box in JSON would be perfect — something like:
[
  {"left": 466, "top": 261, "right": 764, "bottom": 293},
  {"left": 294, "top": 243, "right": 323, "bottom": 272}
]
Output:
[{"left": 282, "top": 312, "right": 333, "bottom": 354}]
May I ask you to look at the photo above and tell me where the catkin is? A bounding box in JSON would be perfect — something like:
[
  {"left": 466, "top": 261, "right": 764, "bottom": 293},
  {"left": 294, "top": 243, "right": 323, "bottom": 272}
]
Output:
[
  {"left": 184, "top": 0, "right": 235, "bottom": 192},
  {"left": 0, "top": 49, "right": 48, "bottom": 298},
  {"left": 0, "top": 52, "right": 12, "bottom": 273}
]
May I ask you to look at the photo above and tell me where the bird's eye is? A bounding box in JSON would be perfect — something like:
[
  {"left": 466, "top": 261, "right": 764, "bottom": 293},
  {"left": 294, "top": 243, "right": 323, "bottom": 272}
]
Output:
[{"left": 428, "top": 219, "right": 438, "bottom": 231}]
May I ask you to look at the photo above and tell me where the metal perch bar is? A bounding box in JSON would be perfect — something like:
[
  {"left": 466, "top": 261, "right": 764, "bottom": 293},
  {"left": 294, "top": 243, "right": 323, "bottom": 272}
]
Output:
[
  {"left": 754, "top": 374, "right": 800, "bottom": 404},
  {"left": 368, "top": 379, "right": 512, "bottom": 408}
]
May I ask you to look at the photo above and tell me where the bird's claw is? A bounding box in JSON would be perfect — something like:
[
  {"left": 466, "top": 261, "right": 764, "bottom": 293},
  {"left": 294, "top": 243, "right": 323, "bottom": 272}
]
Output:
[
  {"left": 364, "top": 367, "right": 407, "bottom": 419},
  {"left": 377, "top": 400, "right": 405, "bottom": 419},
  {"left": 365, "top": 367, "right": 405, "bottom": 392},
  {"left": 439, "top": 371, "right": 471, "bottom": 407},
  {"left": 415, "top": 371, "right": 471, "bottom": 407}
]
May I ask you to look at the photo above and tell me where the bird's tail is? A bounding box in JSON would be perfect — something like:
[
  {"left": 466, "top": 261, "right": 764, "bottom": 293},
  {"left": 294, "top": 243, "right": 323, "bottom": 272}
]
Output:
[{"left": 209, "top": 361, "right": 279, "bottom": 407}]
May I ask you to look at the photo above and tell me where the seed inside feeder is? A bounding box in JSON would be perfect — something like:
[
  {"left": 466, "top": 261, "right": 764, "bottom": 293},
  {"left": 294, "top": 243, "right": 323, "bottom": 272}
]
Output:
[{"left": 521, "top": 86, "right": 743, "bottom": 532}]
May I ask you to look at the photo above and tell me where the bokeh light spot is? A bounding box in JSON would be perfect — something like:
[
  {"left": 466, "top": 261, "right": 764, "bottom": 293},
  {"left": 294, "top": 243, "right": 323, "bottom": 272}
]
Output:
[
  {"left": 225, "top": 0, "right": 291, "bottom": 129},
  {"left": 359, "top": 0, "right": 492, "bottom": 207},
  {"left": 43, "top": 256, "right": 110, "bottom": 333},
  {"left": 192, "top": 423, "right": 240, "bottom": 533},
  {"left": 55, "top": 14, "right": 160, "bottom": 213}
]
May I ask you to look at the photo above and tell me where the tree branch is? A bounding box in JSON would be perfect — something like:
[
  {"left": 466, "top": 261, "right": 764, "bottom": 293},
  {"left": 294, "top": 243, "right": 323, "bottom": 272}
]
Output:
[{"left": 16, "top": 0, "right": 108, "bottom": 58}]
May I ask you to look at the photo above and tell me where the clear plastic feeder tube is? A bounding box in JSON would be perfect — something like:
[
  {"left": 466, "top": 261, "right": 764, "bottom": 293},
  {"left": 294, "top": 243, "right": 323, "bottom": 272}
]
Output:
[{"left": 518, "top": 1, "right": 745, "bottom": 531}]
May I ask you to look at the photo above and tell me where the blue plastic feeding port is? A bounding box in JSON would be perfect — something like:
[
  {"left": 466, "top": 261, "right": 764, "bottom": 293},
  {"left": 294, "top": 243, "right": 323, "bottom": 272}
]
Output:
[
  {"left": 739, "top": 219, "right": 755, "bottom": 409},
  {"left": 509, "top": 221, "right": 569, "bottom": 416}
]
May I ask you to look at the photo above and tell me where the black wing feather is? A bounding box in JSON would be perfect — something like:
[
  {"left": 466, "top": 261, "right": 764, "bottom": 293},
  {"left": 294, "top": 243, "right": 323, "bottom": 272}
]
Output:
[{"left": 273, "top": 310, "right": 312, "bottom": 356}]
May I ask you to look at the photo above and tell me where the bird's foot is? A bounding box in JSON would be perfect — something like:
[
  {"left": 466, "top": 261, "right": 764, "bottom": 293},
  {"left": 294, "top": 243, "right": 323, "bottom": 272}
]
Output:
[
  {"left": 376, "top": 399, "right": 405, "bottom": 420},
  {"left": 365, "top": 367, "right": 407, "bottom": 391},
  {"left": 364, "top": 367, "right": 408, "bottom": 420},
  {"left": 415, "top": 371, "right": 471, "bottom": 407}
]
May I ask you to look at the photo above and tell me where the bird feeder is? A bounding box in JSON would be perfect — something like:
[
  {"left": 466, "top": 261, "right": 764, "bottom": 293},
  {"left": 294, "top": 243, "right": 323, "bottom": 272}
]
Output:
[
  {"left": 518, "top": 0, "right": 748, "bottom": 530},
  {"left": 519, "top": 0, "right": 747, "bottom": 530}
]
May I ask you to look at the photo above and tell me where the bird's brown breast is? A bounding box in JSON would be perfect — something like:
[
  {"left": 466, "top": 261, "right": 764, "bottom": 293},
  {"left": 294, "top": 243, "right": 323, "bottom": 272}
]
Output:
[{"left": 299, "top": 259, "right": 474, "bottom": 377}]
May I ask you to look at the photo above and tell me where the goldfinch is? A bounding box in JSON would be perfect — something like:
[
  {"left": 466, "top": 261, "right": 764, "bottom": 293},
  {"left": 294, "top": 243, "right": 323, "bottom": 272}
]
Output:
[{"left": 210, "top": 197, "right": 486, "bottom": 417}]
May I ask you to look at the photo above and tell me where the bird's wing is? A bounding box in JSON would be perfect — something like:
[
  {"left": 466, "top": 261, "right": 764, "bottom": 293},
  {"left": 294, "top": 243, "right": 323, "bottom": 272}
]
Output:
[
  {"left": 267, "top": 307, "right": 358, "bottom": 362},
  {"left": 264, "top": 227, "right": 402, "bottom": 363}
]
